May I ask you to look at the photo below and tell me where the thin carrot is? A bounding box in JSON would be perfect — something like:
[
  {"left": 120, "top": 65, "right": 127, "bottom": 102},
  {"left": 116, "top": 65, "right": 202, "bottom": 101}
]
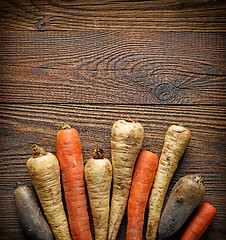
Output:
[
  {"left": 180, "top": 202, "right": 216, "bottom": 240},
  {"left": 126, "top": 150, "right": 158, "bottom": 240},
  {"left": 56, "top": 125, "right": 92, "bottom": 240}
]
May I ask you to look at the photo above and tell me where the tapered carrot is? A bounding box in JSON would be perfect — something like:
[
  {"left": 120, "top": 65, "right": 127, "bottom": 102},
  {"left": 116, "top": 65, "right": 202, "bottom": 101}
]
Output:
[
  {"left": 126, "top": 150, "right": 158, "bottom": 240},
  {"left": 180, "top": 202, "right": 216, "bottom": 240},
  {"left": 56, "top": 125, "right": 92, "bottom": 240}
]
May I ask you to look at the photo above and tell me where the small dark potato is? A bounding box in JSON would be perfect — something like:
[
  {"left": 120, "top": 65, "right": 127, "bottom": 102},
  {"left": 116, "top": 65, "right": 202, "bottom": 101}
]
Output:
[
  {"left": 14, "top": 183, "right": 53, "bottom": 240},
  {"left": 158, "top": 174, "right": 205, "bottom": 239}
]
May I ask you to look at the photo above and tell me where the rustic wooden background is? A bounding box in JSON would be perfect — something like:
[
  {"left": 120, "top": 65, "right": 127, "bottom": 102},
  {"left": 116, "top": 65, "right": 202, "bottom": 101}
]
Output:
[{"left": 0, "top": 0, "right": 225, "bottom": 239}]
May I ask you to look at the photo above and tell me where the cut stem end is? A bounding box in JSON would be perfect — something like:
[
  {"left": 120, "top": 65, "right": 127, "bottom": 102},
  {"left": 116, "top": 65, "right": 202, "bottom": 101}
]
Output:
[
  {"left": 125, "top": 119, "right": 137, "bottom": 123},
  {"left": 92, "top": 147, "right": 104, "bottom": 159},
  {"left": 32, "top": 144, "right": 46, "bottom": 158}
]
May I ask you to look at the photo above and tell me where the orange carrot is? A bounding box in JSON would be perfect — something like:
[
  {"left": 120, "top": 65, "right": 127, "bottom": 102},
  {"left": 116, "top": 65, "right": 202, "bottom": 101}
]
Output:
[
  {"left": 56, "top": 125, "right": 92, "bottom": 240},
  {"left": 181, "top": 202, "right": 216, "bottom": 240},
  {"left": 126, "top": 150, "right": 158, "bottom": 240}
]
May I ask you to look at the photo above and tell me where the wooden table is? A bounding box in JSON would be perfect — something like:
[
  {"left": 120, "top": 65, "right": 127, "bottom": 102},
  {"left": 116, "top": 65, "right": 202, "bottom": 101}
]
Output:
[{"left": 0, "top": 1, "right": 225, "bottom": 239}]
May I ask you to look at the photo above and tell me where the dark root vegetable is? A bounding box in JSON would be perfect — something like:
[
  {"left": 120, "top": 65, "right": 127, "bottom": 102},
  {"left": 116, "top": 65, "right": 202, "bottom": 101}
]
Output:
[
  {"left": 14, "top": 183, "right": 53, "bottom": 240},
  {"left": 159, "top": 174, "right": 205, "bottom": 239}
]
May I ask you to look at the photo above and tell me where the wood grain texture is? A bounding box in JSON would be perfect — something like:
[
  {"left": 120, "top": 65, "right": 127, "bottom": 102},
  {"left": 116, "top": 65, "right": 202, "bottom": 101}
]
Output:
[
  {"left": 0, "top": 0, "right": 225, "bottom": 31},
  {"left": 0, "top": 30, "right": 225, "bottom": 104},
  {"left": 0, "top": 0, "right": 225, "bottom": 239},
  {"left": 0, "top": 104, "right": 225, "bottom": 240}
]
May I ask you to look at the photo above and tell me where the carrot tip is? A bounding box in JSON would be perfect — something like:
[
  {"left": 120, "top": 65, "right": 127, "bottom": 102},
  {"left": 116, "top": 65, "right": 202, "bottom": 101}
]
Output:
[{"left": 62, "top": 125, "right": 71, "bottom": 130}]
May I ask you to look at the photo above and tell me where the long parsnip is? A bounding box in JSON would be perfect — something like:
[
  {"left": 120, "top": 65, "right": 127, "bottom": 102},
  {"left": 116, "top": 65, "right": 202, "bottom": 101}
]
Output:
[
  {"left": 85, "top": 148, "right": 112, "bottom": 240},
  {"left": 26, "top": 145, "right": 72, "bottom": 240},
  {"left": 146, "top": 125, "right": 191, "bottom": 240},
  {"left": 108, "top": 119, "right": 144, "bottom": 240}
]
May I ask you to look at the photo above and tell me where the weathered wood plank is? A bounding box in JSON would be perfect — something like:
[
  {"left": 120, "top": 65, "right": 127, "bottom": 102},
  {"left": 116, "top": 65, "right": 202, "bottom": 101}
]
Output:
[
  {"left": 0, "top": 31, "right": 225, "bottom": 104},
  {"left": 0, "top": 104, "right": 225, "bottom": 239},
  {"left": 0, "top": 0, "right": 225, "bottom": 31}
]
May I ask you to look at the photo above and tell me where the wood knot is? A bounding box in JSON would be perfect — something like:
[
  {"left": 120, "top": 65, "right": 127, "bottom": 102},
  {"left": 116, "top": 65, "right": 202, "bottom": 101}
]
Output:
[
  {"left": 155, "top": 83, "right": 175, "bottom": 101},
  {"left": 175, "top": 3, "right": 185, "bottom": 10},
  {"left": 35, "top": 16, "right": 50, "bottom": 30}
]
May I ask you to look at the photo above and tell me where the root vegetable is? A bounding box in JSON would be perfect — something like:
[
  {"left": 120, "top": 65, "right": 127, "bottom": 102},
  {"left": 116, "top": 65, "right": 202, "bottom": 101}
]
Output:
[
  {"left": 56, "top": 125, "right": 92, "bottom": 240},
  {"left": 146, "top": 125, "right": 191, "bottom": 240},
  {"left": 14, "top": 182, "right": 53, "bottom": 240},
  {"left": 180, "top": 202, "right": 216, "bottom": 240},
  {"left": 159, "top": 174, "right": 205, "bottom": 239},
  {"left": 108, "top": 119, "right": 144, "bottom": 240},
  {"left": 85, "top": 148, "right": 112, "bottom": 240},
  {"left": 26, "top": 145, "right": 71, "bottom": 240},
  {"left": 126, "top": 150, "right": 158, "bottom": 240}
]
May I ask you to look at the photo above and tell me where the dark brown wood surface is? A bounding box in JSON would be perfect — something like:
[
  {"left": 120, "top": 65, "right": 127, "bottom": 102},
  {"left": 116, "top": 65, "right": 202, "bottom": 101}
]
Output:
[{"left": 0, "top": 1, "right": 225, "bottom": 240}]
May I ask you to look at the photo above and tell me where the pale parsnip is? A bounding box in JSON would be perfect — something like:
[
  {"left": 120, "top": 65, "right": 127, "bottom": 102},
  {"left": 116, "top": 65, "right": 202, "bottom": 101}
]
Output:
[
  {"left": 146, "top": 125, "right": 191, "bottom": 240},
  {"left": 85, "top": 148, "right": 112, "bottom": 240},
  {"left": 26, "top": 145, "right": 72, "bottom": 240},
  {"left": 108, "top": 119, "right": 144, "bottom": 240}
]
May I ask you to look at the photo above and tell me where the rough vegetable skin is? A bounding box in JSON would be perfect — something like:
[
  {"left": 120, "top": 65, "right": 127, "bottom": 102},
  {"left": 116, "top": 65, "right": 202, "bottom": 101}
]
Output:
[
  {"left": 108, "top": 119, "right": 144, "bottom": 240},
  {"left": 26, "top": 145, "right": 71, "bottom": 240},
  {"left": 180, "top": 202, "right": 216, "bottom": 240},
  {"left": 85, "top": 148, "right": 112, "bottom": 240},
  {"left": 14, "top": 183, "right": 53, "bottom": 240},
  {"left": 159, "top": 174, "right": 205, "bottom": 239},
  {"left": 56, "top": 125, "right": 92, "bottom": 240},
  {"left": 126, "top": 150, "right": 158, "bottom": 240},
  {"left": 146, "top": 125, "right": 191, "bottom": 240}
]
